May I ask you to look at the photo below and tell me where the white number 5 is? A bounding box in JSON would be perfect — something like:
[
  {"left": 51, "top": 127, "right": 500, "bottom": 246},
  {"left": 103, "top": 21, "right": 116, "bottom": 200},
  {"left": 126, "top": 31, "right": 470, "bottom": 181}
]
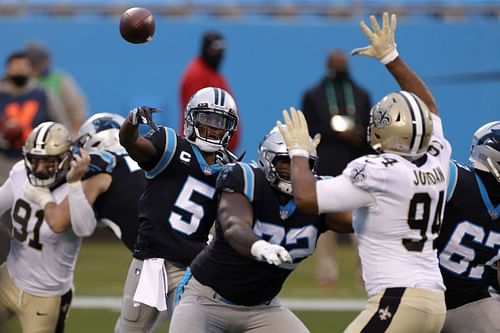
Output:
[{"left": 169, "top": 176, "right": 216, "bottom": 235}]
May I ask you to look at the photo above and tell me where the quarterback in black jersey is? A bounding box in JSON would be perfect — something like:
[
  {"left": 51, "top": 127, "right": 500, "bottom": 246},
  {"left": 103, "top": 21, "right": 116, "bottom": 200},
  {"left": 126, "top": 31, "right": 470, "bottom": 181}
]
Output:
[
  {"left": 169, "top": 126, "right": 351, "bottom": 333},
  {"left": 437, "top": 121, "right": 500, "bottom": 333},
  {"left": 117, "top": 87, "right": 239, "bottom": 333}
]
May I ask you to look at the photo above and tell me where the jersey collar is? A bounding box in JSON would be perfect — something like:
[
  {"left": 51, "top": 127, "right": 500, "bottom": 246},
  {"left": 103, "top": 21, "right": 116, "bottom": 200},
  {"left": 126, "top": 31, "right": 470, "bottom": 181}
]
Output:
[
  {"left": 279, "top": 199, "right": 296, "bottom": 220},
  {"left": 474, "top": 172, "right": 500, "bottom": 220},
  {"left": 191, "top": 144, "right": 222, "bottom": 176}
]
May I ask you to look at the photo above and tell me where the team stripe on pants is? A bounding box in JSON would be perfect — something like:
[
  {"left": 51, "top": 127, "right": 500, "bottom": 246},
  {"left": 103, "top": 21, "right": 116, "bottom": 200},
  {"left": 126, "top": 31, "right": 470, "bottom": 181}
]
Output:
[{"left": 360, "top": 287, "right": 405, "bottom": 333}]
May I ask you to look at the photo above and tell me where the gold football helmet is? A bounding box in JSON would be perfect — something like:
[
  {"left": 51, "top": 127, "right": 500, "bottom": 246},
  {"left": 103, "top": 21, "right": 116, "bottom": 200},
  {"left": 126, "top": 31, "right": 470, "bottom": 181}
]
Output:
[
  {"left": 368, "top": 91, "right": 433, "bottom": 159},
  {"left": 23, "top": 122, "right": 72, "bottom": 187}
]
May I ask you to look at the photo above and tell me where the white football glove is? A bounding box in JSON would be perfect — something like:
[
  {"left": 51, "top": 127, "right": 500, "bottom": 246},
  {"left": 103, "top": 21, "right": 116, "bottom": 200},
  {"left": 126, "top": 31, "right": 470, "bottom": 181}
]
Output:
[
  {"left": 277, "top": 107, "right": 320, "bottom": 158},
  {"left": 351, "top": 12, "right": 399, "bottom": 65},
  {"left": 250, "top": 240, "right": 292, "bottom": 266},
  {"left": 23, "top": 182, "right": 55, "bottom": 209}
]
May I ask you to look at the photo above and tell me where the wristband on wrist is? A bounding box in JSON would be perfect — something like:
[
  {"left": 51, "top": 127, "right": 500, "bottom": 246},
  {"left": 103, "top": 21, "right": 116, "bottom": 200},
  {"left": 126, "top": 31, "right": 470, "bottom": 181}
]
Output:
[
  {"left": 380, "top": 48, "right": 399, "bottom": 65},
  {"left": 39, "top": 193, "right": 55, "bottom": 209},
  {"left": 288, "top": 148, "right": 310, "bottom": 158},
  {"left": 68, "top": 180, "right": 83, "bottom": 191}
]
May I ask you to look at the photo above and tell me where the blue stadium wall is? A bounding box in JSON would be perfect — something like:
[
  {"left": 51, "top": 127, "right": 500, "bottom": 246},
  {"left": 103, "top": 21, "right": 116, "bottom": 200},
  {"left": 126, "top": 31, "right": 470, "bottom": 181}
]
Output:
[{"left": 1, "top": 15, "right": 499, "bottom": 163}]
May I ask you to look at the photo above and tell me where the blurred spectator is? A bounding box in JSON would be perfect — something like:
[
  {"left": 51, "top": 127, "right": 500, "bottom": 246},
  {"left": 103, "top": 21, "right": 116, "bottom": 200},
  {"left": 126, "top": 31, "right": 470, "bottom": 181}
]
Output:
[
  {"left": 0, "top": 51, "right": 68, "bottom": 183},
  {"left": 301, "top": 49, "right": 372, "bottom": 287},
  {"left": 179, "top": 30, "right": 240, "bottom": 152},
  {"left": 24, "top": 42, "right": 87, "bottom": 138}
]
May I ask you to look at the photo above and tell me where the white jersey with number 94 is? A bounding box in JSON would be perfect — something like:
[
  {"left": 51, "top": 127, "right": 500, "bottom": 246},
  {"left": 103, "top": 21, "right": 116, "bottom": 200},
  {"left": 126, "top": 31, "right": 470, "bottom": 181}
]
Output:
[{"left": 317, "top": 114, "right": 451, "bottom": 297}]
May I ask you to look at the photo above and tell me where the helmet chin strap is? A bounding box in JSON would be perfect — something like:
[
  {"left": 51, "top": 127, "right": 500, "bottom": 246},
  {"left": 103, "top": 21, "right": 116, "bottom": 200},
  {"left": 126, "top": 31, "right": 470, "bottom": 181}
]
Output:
[
  {"left": 195, "top": 138, "right": 221, "bottom": 153},
  {"left": 486, "top": 157, "right": 500, "bottom": 183}
]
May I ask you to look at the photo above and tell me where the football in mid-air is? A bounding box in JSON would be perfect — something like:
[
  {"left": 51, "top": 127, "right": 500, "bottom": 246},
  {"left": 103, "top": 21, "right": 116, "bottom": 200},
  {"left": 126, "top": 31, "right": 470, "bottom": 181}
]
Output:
[{"left": 119, "top": 7, "right": 155, "bottom": 44}]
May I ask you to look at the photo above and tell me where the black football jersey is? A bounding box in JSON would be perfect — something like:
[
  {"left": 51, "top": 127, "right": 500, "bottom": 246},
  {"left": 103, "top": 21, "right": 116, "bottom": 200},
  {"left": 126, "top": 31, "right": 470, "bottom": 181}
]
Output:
[
  {"left": 191, "top": 162, "right": 327, "bottom": 306},
  {"left": 133, "top": 126, "right": 222, "bottom": 265},
  {"left": 436, "top": 160, "right": 500, "bottom": 309},
  {"left": 85, "top": 150, "right": 146, "bottom": 251}
]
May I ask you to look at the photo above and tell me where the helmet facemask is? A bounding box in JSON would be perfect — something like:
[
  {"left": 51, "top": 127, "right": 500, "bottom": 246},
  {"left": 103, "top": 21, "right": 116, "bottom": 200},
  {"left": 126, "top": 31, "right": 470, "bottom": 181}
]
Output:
[
  {"left": 25, "top": 153, "right": 71, "bottom": 187},
  {"left": 184, "top": 87, "right": 238, "bottom": 153},
  {"left": 23, "top": 122, "right": 72, "bottom": 187},
  {"left": 257, "top": 126, "right": 317, "bottom": 195},
  {"left": 187, "top": 109, "right": 237, "bottom": 152},
  {"left": 469, "top": 121, "right": 500, "bottom": 183}
]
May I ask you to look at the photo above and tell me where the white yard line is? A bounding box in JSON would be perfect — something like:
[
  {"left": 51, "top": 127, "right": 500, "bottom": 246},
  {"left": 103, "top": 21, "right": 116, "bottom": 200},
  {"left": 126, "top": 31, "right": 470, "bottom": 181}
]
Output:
[{"left": 73, "top": 297, "right": 367, "bottom": 311}]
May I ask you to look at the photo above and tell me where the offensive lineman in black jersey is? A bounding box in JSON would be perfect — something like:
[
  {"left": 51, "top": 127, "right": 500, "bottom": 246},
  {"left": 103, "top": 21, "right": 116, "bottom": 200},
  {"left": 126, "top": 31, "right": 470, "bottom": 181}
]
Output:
[
  {"left": 436, "top": 121, "right": 500, "bottom": 333},
  {"left": 77, "top": 112, "right": 146, "bottom": 252},
  {"left": 117, "top": 87, "right": 239, "bottom": 333},
  {"left": 169, "top": 126, "right": 352, "bottom": 333}
]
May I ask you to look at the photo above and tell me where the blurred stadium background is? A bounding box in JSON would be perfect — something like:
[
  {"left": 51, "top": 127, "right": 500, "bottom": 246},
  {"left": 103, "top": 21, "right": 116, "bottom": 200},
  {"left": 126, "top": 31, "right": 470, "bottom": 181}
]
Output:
[
  {"left": 1, "top": 1, "right": 499, "bottom": 332},
  {"left": 1, "top": 0, "right": 499, "bottom": 163}
]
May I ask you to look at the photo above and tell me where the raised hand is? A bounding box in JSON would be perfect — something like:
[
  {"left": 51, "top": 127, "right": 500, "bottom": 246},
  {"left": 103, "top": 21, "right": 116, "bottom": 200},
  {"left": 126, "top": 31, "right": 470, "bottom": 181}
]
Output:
[
  {"left": 277, "top": 107, "right": 320, "bottom": 158},
  {"left": 66, "top": 148, "right": 90, "bottom": 184},
  {"left": 351, "top": 12, "right": 399, "bottom": 65}
]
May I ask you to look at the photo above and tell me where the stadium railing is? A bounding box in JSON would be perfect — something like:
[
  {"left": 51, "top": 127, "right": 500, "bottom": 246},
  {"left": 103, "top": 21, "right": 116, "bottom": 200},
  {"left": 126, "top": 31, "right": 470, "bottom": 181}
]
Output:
[{"left": 1, "top": 0, "right": 500, "bottom": 19}]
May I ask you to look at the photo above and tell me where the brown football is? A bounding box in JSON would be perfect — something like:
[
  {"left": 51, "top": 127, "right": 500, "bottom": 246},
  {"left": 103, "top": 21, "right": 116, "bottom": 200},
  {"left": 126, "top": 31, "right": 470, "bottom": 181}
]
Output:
[{"left": 119, "top": 7, "right": 155, "bottom": 44}]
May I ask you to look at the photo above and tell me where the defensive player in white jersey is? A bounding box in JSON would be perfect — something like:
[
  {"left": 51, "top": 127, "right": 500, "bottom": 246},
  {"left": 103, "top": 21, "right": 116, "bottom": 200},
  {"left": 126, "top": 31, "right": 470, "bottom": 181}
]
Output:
[
  {"left": 278, "top": 13, "right": 451, "bottom": 333},
  {"left": 0, "top": 122, "right": 96, "bottom": 333}
]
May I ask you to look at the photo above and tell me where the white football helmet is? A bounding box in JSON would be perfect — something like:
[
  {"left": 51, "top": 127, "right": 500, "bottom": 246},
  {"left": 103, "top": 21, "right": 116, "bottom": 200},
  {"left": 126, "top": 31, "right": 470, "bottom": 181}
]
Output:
[
  {"left": 23, "top": 122, "right": 72, "bottom": 187},
  {"left": 78, "top": 112, "right": 125, "bottom": 153},
  {"left": 368, "top": 91, "right": 433, "bottom": 160},
  {"left": 257, "top": 126, "right": 317, "bottom": 195},
  {"left": 184, "top": 87, "right": 238, "bottom": 152},
  {"left": 469, "top": 120, "right": 500, "bottom": 182}
]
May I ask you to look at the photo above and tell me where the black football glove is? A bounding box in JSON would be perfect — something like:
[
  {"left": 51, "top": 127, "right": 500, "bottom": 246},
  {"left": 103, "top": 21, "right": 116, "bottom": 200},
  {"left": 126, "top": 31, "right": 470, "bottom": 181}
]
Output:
[{"left": 127, "top": 106, "right": 161, "bottom": 131}]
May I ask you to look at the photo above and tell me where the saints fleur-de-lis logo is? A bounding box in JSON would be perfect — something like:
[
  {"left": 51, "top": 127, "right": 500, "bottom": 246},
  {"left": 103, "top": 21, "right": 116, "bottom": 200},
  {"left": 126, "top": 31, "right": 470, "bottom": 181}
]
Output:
[
  {"left": 350, "top": 166, "right": 367, "bottom": 183},
  {"left": 378, "top": 306, "right": 392, "bottom": 321},
  {"left": 373, "top": 106, "right": 392, "bottom": 128}
]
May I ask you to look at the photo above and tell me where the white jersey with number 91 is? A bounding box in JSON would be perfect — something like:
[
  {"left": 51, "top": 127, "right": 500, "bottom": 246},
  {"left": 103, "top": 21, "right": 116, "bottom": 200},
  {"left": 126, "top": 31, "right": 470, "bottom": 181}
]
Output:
[{"left": 2, "top": 161, "right": 80, "bottom": 297}]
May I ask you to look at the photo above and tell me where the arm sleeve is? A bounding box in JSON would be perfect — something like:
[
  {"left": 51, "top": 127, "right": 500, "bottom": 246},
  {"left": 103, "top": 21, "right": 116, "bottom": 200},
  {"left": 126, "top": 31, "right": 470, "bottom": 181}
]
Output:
[
  {"left": 316, "top": 175, "right": 375, "bottom": 213},
  {"left": 68, "top": 181, "right": 97, "bottom": 237}
]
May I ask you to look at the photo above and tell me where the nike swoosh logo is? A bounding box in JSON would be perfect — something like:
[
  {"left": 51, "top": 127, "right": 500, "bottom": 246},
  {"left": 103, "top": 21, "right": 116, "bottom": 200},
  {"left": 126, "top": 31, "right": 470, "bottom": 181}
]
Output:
[{"left": 36, "top": 311, "right": 48, "bottom": 316}]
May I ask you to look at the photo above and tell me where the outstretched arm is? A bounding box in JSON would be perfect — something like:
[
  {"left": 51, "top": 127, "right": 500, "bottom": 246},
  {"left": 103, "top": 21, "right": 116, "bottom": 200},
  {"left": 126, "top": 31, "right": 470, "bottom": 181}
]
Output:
[
  {"left": 25, "top": 150, "right": 110, "bottom": 235},
  {"left": 352, "top": 12, "right": 438, "bottom": 116},
  {"left": 386, "top": 58, "right": 438, "bottom": 116},
  {"left": 276, "top": 108, "right": 321, "bottom": 214},
  {"left": 119, "top": 107, "right": 160, "bottom": 164}
]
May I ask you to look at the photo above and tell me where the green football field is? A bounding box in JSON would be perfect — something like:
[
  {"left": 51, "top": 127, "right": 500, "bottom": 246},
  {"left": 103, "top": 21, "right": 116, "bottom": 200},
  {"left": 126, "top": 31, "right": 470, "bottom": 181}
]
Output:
[{"left": 2, "top": 233, "right": 366, "bottom": 332}]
